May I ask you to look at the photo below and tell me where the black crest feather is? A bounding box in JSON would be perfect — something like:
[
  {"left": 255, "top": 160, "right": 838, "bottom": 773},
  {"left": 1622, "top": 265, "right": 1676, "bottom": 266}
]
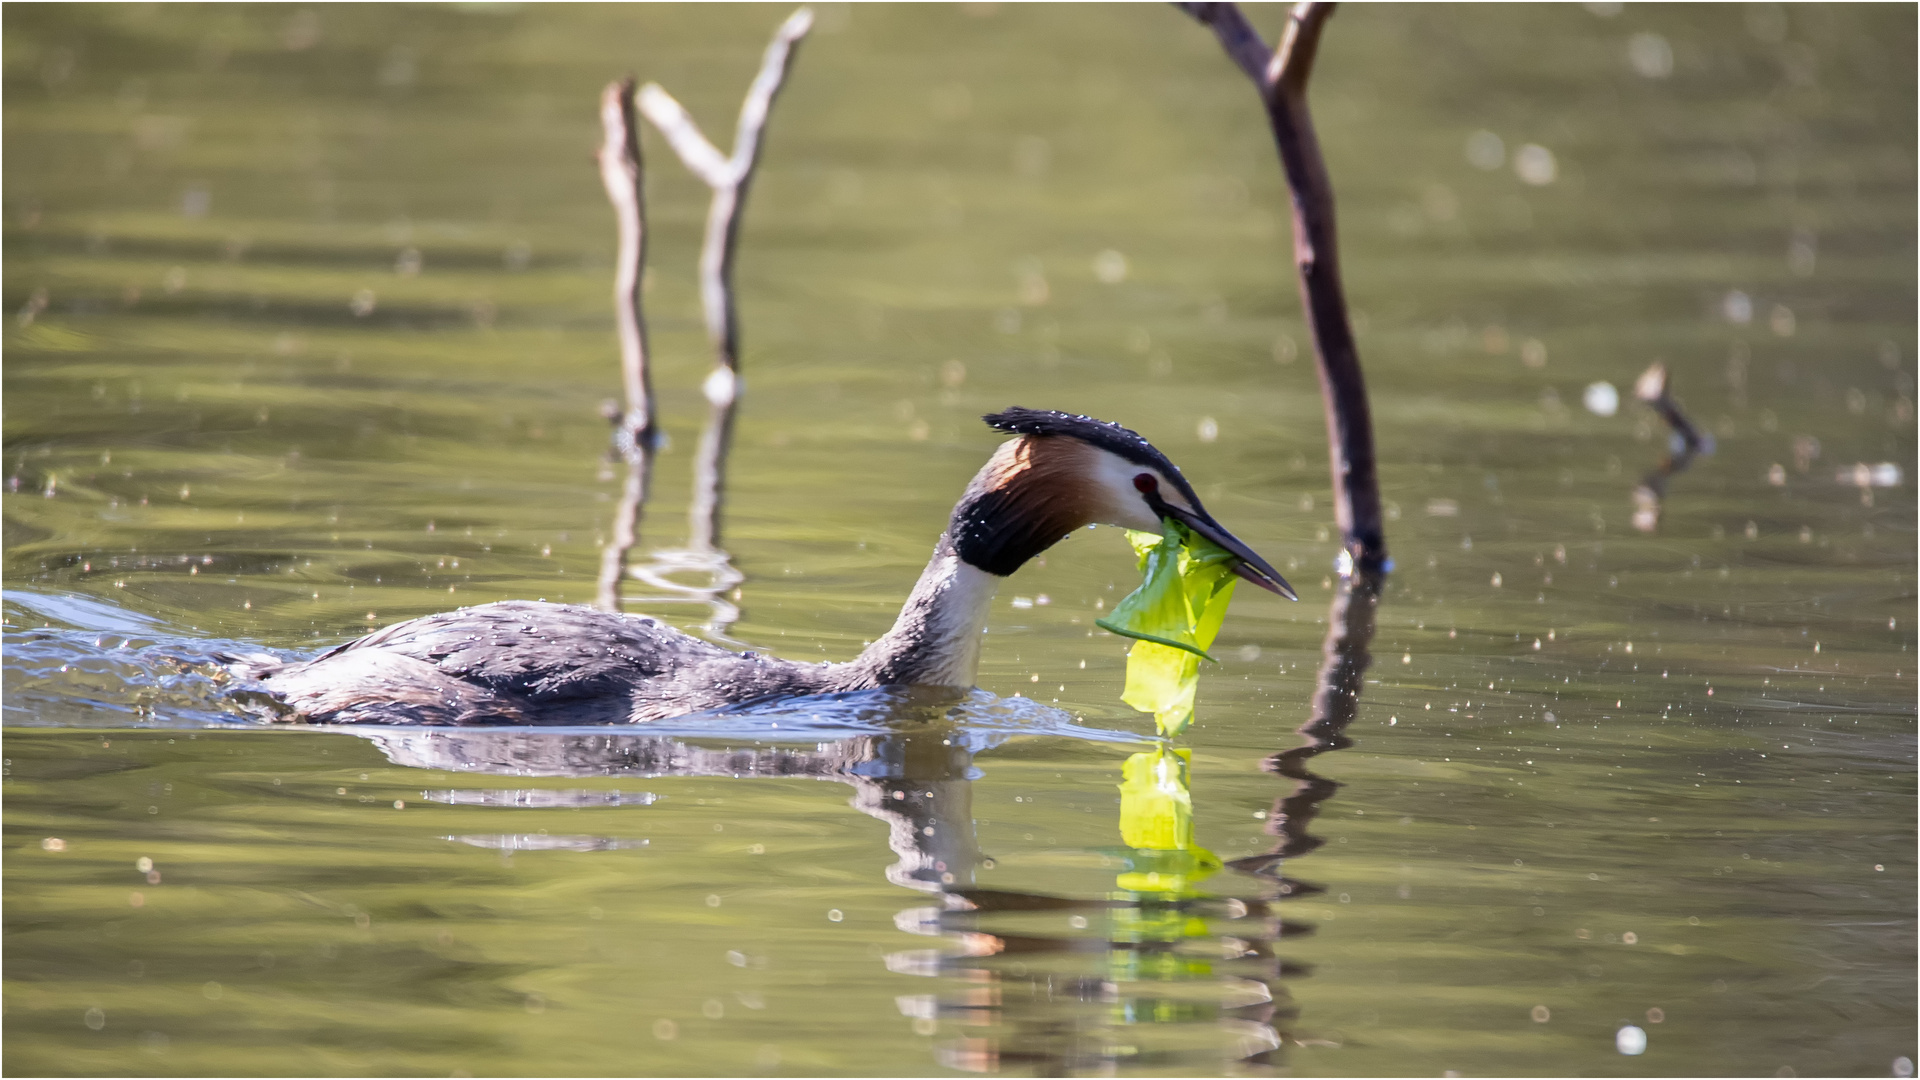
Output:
[{"left": 982, "top": 407, "right": 1203, "bottom": 508}]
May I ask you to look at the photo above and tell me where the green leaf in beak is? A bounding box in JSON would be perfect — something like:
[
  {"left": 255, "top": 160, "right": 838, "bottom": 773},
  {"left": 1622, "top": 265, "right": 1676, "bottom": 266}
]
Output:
[{"left": 1096, "top": 519, "right": 1239, "bottom": 737}]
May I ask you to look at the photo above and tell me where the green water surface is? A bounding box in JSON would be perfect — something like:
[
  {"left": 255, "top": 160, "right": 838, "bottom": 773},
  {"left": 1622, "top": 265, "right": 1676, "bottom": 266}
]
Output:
[{"left": 4, "top": 4, "right": 1915, "bottom": 1076}]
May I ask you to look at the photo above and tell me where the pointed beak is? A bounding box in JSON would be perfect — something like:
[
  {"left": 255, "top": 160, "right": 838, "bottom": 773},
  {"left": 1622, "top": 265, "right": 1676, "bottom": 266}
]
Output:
[{"left": 1156, "top": 501, "right": 1298, "bottom": 601}]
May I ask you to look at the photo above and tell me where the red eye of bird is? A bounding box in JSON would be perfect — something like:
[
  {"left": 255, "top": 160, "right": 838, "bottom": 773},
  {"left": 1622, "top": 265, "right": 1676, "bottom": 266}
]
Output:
[{"left": 1133, "top": 474, "right": 1158, "bottom": 494}]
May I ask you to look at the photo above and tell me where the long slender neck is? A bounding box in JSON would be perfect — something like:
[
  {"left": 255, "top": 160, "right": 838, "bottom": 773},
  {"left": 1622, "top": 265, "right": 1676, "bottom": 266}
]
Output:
[
  {"left": 831, "top": 436, "right": 1111, "bottom": 691},
  {"left": 836, "top": 534, "right": 1000, "bottom": 689}
]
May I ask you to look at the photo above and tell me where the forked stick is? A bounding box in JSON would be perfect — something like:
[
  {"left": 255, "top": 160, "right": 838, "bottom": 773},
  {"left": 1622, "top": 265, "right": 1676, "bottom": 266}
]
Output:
[
  {"left": 626, "top": 8, "right": 811, "bottom": 634},
  {"left": 1177, "top": 2, "right": 1387, "bottom": 575}
]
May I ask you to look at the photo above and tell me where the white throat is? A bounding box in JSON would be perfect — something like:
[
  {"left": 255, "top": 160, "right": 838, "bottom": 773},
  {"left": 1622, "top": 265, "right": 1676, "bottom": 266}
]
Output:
[{"left": 841, "top": 536, "right": 1000, "bottom": 688}]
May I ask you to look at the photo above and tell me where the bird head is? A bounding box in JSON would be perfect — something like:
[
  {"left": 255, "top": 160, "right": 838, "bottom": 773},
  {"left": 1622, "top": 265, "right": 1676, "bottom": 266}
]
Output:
[{"left": 946, "top": 407, "right": 1297, "bottom": 600}]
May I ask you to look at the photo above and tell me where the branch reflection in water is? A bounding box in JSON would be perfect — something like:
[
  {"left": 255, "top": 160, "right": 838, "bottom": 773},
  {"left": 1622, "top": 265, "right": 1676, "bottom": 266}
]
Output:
[
  {"left": 347, "top": 684, "right": 1318, "bottom": 1074},
  {"left": 1234, "top": 567, "right": 1382, "bottom": 876}
]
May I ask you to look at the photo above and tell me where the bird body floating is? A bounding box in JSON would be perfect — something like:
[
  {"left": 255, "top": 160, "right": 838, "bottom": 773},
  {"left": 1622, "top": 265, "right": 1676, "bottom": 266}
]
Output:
[{"left": 1097, "top": 518, "right": 1239, "bottom": 737}]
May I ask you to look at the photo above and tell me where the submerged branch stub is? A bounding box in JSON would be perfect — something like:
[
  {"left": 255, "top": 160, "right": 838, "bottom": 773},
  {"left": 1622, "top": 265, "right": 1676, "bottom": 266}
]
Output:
[
  {"left": 596, "top": 77, "right": 657, "bottom": 461},
  {"left": 1633, "top": 361, "right": 1709, "bottom": 457},
  {"left": 1178, "top": 1, "right": 1387, "bottom": 574},
  {"left": 1630, "top": 362, "right": 1714, "bottom": 533}
]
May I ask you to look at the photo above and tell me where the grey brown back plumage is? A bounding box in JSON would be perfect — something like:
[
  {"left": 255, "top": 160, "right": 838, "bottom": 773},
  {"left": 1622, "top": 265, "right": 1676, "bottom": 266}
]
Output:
[{"left": 232, "top": 600, "right": 840, "bottom": 724}]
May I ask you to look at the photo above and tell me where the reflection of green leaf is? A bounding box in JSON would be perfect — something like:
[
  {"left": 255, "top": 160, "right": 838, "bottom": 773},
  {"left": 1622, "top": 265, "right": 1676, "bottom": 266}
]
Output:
[
  {"left": 1115, "top": 746, "right": 1221, "bottom": 896},
  {"left": 1096, "top": 520, "right": 1238, "bottom": 737},
  {"left": 1119, "top": 746, "right": 1194, "bottom": 850}
]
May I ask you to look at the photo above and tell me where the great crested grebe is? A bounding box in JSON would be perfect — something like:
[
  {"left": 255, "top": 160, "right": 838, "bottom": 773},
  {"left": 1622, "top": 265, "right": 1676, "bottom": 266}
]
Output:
[{"left": 225, "top": 408, "right": 1296, "bottom": 725}]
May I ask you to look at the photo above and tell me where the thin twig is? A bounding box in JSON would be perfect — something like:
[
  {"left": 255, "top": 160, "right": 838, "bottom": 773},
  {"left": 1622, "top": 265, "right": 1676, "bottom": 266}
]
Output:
[
  {"left": 639, "top": 5, "right": 813, "bottom": 374},
  {"left": 594, "top": 77, "right": 658, "bottom": 612},
  {"left": 1179, "top": 1, "right": 1387, "bottom": 574},
  {"left": 1175, "top": 2, "right": 1269, "bottom": 84},
  {"left": 596, "top": 77, "right": 656, "bottom": 460}
]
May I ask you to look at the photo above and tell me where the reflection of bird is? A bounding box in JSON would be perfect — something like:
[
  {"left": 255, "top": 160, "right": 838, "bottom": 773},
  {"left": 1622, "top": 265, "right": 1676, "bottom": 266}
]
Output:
[{"left": 226, "top": 408, "right": 1294, "bottom": 724}]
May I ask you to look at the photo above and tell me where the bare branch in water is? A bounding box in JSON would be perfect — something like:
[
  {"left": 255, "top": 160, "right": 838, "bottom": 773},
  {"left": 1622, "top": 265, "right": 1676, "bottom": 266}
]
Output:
[
  {"left": 1630, "top": 362, "right": 1714, "bottom": 533},
  {"left": 594, "top": 77, "right": 659, "bottom": 612},
  {"left": 596, "top": 77, "right": 656, "bottom": 461},
  {"left": 1179, "top": 2, "right": 1387, "bottom": 575}
]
